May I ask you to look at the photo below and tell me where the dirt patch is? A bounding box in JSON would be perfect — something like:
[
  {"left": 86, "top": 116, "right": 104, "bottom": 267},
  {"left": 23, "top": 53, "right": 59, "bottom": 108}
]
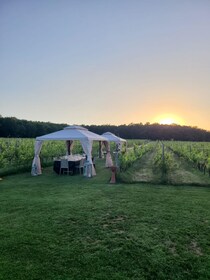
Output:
[
  {"left": 189, "top": 240, "right": 203, "bottom": 256},
  {"left": 165, "top": 240, "right": 178, "bottom": 256}
]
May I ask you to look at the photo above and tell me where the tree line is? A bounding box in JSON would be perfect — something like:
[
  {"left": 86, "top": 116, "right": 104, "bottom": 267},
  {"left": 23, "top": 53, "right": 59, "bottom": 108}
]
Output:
[
  {"left": 0, "top": 117, "right": 66, "bottom": 138},
  {"left": 0, "top": 116, "right": 210, "bottom": 141}
]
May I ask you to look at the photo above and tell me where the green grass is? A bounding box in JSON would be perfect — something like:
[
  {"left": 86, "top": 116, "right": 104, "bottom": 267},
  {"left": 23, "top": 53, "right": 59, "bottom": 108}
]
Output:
[{"left": 1, "top": 160, "right": 210, "bottom": 279}]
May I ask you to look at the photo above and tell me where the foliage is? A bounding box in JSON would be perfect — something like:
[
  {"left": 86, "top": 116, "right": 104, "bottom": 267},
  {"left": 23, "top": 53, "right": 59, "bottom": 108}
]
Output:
[
  {"left": 119, "top": 149, "right": 136, "bottom": 171},
  {"left": 126, "top": 139, "right": 147, "bottom": 148},
  {"left": 118, "top": 140, "right": 210, "bottom": 185},
  {"left": 165, "top": 141, "right": 210, "bottom": 176},
  {"left": 0, "top": 138, "right": 34, "bottom": 169},
  {"left": 0, "top": 138, "right": 92, "bottom": 176},
  {"left": 1, "top": 116, "right": 210, "bottom": 141},
  {"left": 153, "top": 142, "right": 179, "bottom": 174},
  {"left": 119, "top": 142, "right": 153, "bottom": 171}
]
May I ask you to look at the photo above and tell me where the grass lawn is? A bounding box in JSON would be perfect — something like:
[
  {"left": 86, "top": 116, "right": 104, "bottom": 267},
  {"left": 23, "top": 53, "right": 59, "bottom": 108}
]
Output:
[{"left": 0, "top": 160, "right": 210, "bottom": 280}]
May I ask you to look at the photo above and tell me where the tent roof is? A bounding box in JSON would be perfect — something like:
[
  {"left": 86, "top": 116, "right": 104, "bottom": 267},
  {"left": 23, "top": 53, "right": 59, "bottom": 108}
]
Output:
[
  {"left": 36, "top": 125, "right": 107, "bottom": 141},
  {"left": 101, "top": 132, "right": 127, "bottom": 143}
]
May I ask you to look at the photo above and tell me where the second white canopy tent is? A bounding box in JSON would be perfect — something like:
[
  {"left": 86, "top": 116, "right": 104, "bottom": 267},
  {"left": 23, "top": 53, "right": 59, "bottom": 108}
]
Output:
[{"left": 100, "top": 132, "right": 127, "bottom": 167}]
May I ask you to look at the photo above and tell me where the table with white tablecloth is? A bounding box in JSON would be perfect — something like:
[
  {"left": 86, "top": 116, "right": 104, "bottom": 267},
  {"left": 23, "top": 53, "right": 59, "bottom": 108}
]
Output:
[{"left": 53, "top": 155, "right": 86, "bottom": 175}]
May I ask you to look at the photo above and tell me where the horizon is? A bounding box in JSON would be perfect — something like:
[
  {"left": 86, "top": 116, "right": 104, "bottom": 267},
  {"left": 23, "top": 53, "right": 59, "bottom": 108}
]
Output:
[
  {"left": 1, "top": 1, "right": 210, "bottom": 131},
  {"left": 1, "top": 114, "right": 210, "bottom": 133}
]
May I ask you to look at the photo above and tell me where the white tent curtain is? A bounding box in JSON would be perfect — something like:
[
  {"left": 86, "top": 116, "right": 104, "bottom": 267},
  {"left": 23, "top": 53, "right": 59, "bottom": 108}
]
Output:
[
  {"left": 80, "top": 139, "right": 96, "bottom": 176},
  {"left": 31, "top": 140, "right": 43, "bottom": 176},
  {"left": 103, "top": 141, "right": 113, "bottom": 167}
]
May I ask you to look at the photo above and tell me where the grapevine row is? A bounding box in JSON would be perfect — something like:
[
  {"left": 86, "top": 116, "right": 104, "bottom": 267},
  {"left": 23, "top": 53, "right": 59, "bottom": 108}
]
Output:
[{"left": 165, "top": 141, "right": 210, "bottom": 176}]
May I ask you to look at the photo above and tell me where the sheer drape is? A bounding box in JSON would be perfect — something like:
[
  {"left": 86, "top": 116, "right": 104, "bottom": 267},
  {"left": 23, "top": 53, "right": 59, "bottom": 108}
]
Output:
[
  {"left": 103, "top": 141, "right": 113, "bottom": 167},
  {"left": 80, "top": 139, "right": 96, "bottom": 176},
  {"left": 31, "top": 140, "right": 43, "bottom": 176}
]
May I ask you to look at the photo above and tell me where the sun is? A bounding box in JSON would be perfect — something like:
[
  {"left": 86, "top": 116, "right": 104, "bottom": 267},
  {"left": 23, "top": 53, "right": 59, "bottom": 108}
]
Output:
[
  {"left": 159, "top": 118, "right": 175, "bottom": 125},
  {"left": 153, "top": 114, "right": 184, "bottom": 126}
]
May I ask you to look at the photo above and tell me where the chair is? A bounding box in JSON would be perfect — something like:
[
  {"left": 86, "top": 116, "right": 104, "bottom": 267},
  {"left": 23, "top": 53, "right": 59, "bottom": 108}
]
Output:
[
  {"left": 75, "top": 158, "right": 85, "bottom": 174},
  {"left": 59, "top": 159, "right": 72, "bottom": 175},
  {"left": 83, "top": 160, "right": 92, "bottom": 177}
]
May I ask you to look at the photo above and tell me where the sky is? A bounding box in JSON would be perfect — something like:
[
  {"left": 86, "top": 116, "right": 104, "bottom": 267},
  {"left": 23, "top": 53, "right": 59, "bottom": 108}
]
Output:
[{"left": 0, "top": 0, "right": 210, "bottom": 130}]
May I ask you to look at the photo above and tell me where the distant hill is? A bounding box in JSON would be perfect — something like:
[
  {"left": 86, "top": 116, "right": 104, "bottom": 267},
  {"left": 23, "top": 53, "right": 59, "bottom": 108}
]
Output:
[{"left": 0, "top": 116, "right": 210, "bottom": 141}]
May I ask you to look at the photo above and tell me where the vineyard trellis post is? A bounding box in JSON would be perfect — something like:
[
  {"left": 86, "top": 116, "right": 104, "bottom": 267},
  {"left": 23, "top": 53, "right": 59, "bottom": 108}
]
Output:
[{"left": 162, "top": 142, "right": 165, "bottom": 162}]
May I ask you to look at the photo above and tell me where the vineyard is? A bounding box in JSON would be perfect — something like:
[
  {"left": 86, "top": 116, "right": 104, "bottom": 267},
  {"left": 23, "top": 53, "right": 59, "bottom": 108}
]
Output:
[
  {"left": 0, "top": 137, "right": 118, "bottom": 176},
  {"left": 0, "top": 138, "right": 87, "bottom": 176},
  {"left": 165, "top": 141, "right": 210, "bottom": 175},
  {"left": 118, "top": 140, "right": 210, "bottom": 185},
  {"left": 0, "top": 138, "right": 210, "bottom": 185}
]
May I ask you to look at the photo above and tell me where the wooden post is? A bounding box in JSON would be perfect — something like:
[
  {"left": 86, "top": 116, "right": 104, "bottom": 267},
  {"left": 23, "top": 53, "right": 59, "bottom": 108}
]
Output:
[
  {"left": 110, "top": 166, "right": 117, "bottom": 184},
  {"left": 98, "top": 141, "right": 103, "bottom": 158},
  {"left": 162, "top": 142, "right": 165, "bottom": 161}
]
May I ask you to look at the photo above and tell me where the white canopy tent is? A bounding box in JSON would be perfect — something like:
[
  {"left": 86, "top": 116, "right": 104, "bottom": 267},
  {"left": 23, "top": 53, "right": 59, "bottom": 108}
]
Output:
[
  {"left": 101, "top": 132, "right": 127, "bottom": 145},
  {"left": 101, "top": 132, "right": 127, "bottom": 152},
  {"left": 101, "top": 132, "right": 127, "bottom": 168},
  {"left": 31, "top": 125, "right": 108, "bottom": 176}
]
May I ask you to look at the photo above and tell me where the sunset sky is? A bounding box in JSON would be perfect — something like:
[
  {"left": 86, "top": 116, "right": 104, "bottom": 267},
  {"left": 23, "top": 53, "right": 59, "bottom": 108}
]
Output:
[{"left": 0, "top": 1, "right": 210, "bottom": 131}]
